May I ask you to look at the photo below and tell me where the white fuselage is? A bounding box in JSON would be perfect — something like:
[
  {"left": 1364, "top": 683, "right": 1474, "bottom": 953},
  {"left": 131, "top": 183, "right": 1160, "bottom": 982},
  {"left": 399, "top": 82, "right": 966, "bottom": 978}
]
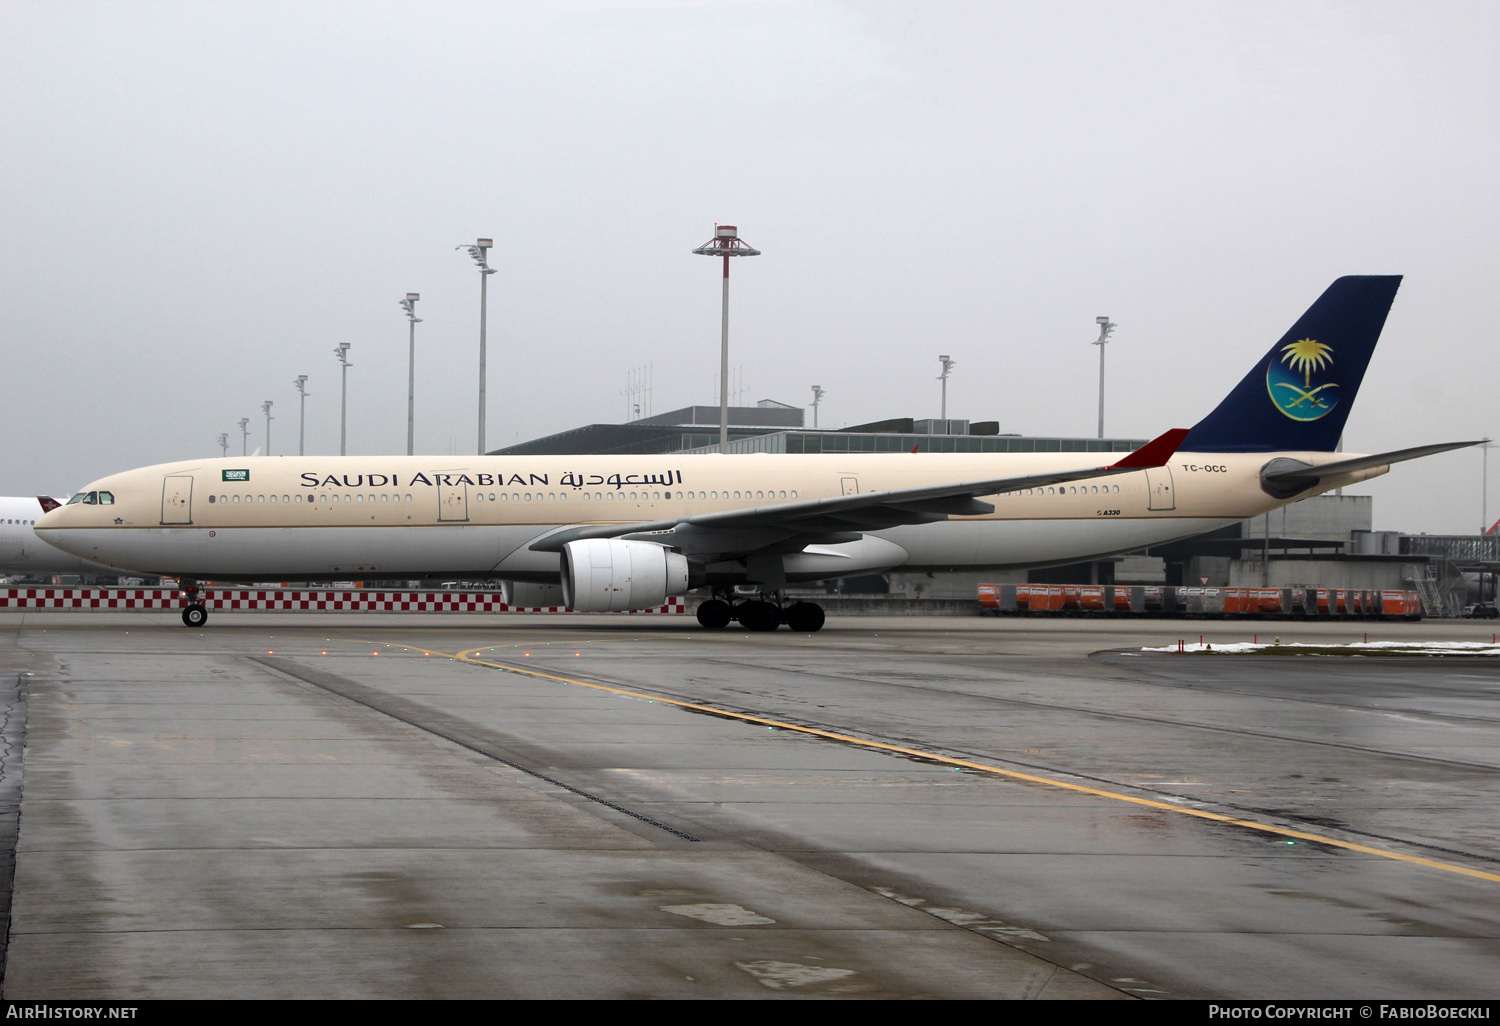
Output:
[
  {"left": 0, "top": 496, "right": 115, "bottom": 576},
  {"left": 35, "top": 451, "right": 1383, "bottom": 584}
]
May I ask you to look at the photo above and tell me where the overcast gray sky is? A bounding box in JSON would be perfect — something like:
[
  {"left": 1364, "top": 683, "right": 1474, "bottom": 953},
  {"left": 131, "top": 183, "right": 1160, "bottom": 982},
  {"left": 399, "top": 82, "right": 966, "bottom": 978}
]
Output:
[{"left": 3, "top": 0, "right": 1495, "bottom": 533}]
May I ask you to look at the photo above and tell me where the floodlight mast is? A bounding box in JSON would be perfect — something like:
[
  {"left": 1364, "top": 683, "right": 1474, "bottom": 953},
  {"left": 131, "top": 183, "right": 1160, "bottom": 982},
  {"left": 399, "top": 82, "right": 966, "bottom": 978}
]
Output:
[
  {"left": 1094, "top": 316, "right": 1116, "bottom": 438},
  {"left": 399, "top": 293, "right": 421, "bottom": 456},
  {"left": 810, "top": 385, "right": 826, "bottom": 428},
  {"left": 457, "top": 239, "right": 496, "bottom": 455},
  {"left": 937, "top": 355, "right": 956, "bottom": 422},
  {"left": 217, "top": 432, "right": 229, "bottom": 458},
  {"left": 239, "top": 418, "right": 251, "bottom": 457},
  {"left": 334, "top": 343, "right": 353, "bottom": 456},
  {"left": 294, "top": 375, "right": 310, "bottom": 457},
  {"left": 1482, "top": 437, "right": 1495, "bottom": 536},
  {"left": 692, "top": 225, "right": 760, "bottom": 451},
  {"left": 261, "top": 400, "right": 274, "bottom": 456}
]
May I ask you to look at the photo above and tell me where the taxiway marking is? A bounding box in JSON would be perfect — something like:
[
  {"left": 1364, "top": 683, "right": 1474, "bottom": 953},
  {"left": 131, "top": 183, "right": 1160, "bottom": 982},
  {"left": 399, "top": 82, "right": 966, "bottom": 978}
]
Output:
[{"left": 353, "top": 638, "right": 1500, "bottom": 886}]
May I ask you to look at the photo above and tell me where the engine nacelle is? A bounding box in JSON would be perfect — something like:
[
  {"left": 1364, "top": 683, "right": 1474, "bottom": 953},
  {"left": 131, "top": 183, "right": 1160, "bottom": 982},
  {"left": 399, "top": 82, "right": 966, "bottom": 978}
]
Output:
[{"left": 561, "top": 538, "right": 690, "bottom": 612}]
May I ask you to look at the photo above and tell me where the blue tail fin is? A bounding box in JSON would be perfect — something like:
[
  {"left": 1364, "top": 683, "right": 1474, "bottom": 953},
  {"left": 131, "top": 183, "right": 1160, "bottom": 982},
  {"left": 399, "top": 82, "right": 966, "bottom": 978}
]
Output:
[{"left": 1179, "top": 275, "right": 1402, "bottom": 453}]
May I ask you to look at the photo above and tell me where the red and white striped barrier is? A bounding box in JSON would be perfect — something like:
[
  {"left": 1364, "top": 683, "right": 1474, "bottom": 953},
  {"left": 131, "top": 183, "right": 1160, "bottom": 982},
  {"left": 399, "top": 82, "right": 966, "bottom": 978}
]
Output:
[{"left": 0, "top": 588, "right": 687, "bottom": 615}]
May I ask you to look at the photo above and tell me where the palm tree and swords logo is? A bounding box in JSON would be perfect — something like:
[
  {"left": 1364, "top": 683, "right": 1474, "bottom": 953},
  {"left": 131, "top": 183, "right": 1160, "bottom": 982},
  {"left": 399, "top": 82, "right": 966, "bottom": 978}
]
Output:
[{"left": 1266, "top": 337, "right": 1338, "bottom": 421}]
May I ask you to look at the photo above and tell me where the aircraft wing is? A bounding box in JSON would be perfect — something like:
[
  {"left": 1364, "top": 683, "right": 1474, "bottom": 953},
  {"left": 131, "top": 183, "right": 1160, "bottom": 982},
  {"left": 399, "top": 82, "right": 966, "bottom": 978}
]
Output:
[
  {"left": 1261, "top": 440, "right": 1480, "bottom": 493},
  {"left": 531, "top": 428, "right": 1190, "bottom": 553}
]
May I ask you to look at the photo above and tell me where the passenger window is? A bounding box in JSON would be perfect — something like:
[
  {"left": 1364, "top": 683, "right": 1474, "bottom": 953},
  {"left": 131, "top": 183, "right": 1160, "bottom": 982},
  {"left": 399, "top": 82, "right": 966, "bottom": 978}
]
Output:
[
  {"left": 270, "top": 495, "right": 278, "bottom": 503},
  {"left": 209, "top": 495, "right": 216, "bottom": 504},
  {"left": 233, "top": 495, "right": 241, "bottom": 504},
  {"left": 791, "top": 491, "right": 797, "bottom": 498},
  {"left": 257, "top": 495, "right": 265, "bottom": 503}
]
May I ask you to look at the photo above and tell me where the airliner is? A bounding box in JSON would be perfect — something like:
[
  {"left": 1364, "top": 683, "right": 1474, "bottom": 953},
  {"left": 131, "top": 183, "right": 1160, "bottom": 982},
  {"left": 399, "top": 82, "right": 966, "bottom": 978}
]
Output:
[
  {"left": 0, "top": 495, "right": 118, "bottom": 578},
  {"left": 36, "top": 276, "right": 1473, "bottom": 631}
]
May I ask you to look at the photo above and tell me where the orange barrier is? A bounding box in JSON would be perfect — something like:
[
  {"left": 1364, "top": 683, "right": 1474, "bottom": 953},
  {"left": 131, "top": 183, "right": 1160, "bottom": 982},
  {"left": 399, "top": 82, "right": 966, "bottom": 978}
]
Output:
[
  {"left": 0, "top": 588, "right": 687, "bottom": 615},
  {"left": 979, "top": 583, "right": 1420, "bottom": 619}
]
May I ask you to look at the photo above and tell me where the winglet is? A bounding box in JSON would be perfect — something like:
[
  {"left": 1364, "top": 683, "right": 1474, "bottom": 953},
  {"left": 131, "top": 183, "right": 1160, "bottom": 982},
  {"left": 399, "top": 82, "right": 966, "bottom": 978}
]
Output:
[{"left": 1108, "top": 428, "right": 1190, "bottom": 470}]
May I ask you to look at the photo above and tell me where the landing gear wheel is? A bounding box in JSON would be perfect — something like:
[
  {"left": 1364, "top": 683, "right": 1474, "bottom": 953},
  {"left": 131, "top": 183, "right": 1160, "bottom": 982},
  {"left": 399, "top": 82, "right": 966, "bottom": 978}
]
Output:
[
  {"left": 783, "top": 601, "right": 825, "bottom": 633},
  {"left": 696, "top": 599, "right": 732, "bottom": 629},
  {"left": 182, "top": 603, "right": 208, "bottom": 628},
  {"left": 738, "top": 600, "right": 782, "bottom": 633}
]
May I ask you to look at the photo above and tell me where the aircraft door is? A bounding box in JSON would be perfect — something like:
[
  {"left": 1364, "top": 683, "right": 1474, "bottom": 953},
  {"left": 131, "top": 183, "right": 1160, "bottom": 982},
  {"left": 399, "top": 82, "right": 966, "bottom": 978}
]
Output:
[
  {"left": 161, "top": 475, "right": 194, "bottom": 524},
  {"left": 841, "top": 477, "right": 860, "bottom": 496},
  {"left": 1145, "top": 466, "right": 1176, "bottom": 511},
  {"left": 438, "top": 481, "right": 469, "bottom": 522}
]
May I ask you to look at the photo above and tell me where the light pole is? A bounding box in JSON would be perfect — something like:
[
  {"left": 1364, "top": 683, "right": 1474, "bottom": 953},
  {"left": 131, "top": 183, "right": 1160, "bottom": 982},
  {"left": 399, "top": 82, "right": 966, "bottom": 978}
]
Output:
[
  {"left": 399, "top": 292, "right": 421, "bottom": 456},
  {"left": 693, "top": 225, "right": 760, "bottom": 451},
  {"left": 217, "top": 432, "right": 229, "bottom": 458},
  {"left": 1094, "top": 316, "right": 1116, "bottom": 438},
  {"left": 810, "top": 385, "right": 826, "bottom": 428},
  {"left": 294, "top": 375, "right": 309, "bottom": 456},
  {"left": 937, "top": 355, "right": 956, "bottom": 422},
  {"left": 1482, "top": 437, "right": 1495, "bottom": 534},
  {"left": 239, "top": 418, "right": 250, "bottom": 457},
  {"left": 261, "top": 400, "right": 274, "bottom": 456},
  {"left": 334, "top": 342, "right": 352, "bottom": 456},
  {"left": 457, "top": 238, "right": 496, "bottom": 455}
]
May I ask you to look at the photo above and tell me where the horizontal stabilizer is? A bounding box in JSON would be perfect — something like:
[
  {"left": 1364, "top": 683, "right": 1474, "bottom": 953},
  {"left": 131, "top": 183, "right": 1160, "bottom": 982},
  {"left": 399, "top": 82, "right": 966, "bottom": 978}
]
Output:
[{"left": 1261, "top": 440, "right": 1480, "bottom": 497}]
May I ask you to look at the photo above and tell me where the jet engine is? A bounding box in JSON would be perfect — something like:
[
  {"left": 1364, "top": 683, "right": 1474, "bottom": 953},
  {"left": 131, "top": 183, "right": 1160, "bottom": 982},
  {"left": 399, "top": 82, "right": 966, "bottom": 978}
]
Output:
[{"left": 560, "top": 538, "right": 690, "bottom": 612}]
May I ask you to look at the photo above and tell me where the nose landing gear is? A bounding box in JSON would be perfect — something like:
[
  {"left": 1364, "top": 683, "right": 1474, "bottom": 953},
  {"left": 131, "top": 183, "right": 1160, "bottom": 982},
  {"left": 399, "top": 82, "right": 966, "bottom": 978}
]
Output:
[
  {"left": 179, "top": 581, "right": 208, "bottom": 627},
  {"left": 695, "top": 591, "right": 826, "bottom": 633}
]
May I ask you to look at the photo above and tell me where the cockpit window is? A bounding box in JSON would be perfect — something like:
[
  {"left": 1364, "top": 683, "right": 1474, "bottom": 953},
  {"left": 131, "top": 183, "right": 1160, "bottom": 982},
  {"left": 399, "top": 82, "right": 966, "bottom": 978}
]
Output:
[
  {"left": 82, "top": 492, "right": 98, "bottom": 504},
  {"left": 98, "top": 491, "right": 114, "bottom": 505},
  {"left": 66, "top": 493, "right": 86, "bottom": 504}
]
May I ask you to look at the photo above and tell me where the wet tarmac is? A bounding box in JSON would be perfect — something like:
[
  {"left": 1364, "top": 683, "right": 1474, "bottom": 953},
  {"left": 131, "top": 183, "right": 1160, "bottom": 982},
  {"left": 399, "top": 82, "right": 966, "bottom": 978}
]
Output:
[{"left": 0, "top": 611, "right": 1496, "bottom": 999}]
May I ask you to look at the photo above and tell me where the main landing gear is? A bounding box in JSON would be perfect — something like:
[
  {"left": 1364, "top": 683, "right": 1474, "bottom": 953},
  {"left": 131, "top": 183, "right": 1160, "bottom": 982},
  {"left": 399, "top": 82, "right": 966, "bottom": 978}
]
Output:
[
  {"left": 695, "top": 592, "right": 826, "bottom": 633},
  {"left": 180, "top": 581, "right": 208, "bottom": 627}
]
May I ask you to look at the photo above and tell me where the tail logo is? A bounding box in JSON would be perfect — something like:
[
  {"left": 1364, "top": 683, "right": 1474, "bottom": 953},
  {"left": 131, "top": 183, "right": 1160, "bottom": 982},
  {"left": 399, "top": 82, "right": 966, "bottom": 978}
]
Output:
[{"left": 1267, "top": 337, "right": 1339, "bottom": 421}]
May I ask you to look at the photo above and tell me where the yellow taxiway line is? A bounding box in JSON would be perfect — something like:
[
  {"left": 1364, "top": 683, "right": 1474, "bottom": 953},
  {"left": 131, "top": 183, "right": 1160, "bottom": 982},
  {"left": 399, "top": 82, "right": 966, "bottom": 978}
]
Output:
[{"left": 358, "top": 637, "right": 1500, "bottom": 886}]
